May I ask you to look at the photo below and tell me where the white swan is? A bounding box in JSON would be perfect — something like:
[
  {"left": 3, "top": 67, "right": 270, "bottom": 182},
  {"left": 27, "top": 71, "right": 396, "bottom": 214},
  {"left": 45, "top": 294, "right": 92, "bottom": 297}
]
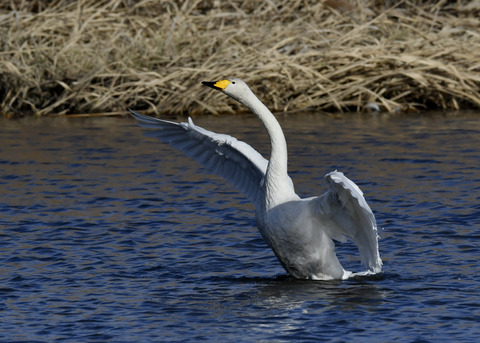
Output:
[{"left": 129, "top": 78, "right": 382, "bottom": 280}]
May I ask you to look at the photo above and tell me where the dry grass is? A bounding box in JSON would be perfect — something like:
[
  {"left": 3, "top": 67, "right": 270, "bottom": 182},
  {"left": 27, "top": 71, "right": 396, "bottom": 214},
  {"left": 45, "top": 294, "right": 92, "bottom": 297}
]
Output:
[{"left": 1, "top": 0, "right": 480, "bottom": 116}]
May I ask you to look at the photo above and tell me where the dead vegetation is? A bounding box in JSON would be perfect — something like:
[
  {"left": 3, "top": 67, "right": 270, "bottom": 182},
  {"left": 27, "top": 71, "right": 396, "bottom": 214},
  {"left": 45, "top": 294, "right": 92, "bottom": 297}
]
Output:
[{"left": 1, "top": 0, "right": 479, "bottom": 116}]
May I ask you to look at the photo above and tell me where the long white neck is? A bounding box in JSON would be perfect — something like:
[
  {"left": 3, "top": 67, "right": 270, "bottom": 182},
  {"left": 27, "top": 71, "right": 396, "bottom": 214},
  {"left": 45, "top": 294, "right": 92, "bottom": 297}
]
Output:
[{"left": 239, "top": 90, "right": 296, "bottom": 208}]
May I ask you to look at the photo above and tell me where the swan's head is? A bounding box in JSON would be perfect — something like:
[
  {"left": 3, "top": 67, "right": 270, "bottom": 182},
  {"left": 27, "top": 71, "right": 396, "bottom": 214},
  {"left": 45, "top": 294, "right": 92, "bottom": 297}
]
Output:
[{"left": 202, "top": 78, "right": 254, "bottom": 104}]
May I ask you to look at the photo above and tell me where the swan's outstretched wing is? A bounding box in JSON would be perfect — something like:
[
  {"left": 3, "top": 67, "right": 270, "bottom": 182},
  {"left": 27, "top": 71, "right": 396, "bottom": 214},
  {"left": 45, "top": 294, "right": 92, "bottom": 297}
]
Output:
[
  {"left": 129, "top": 109, "right": 267, "bottom": 206},
  {"left": 311, "top": 171, "right": 382, "bottom": 272}
]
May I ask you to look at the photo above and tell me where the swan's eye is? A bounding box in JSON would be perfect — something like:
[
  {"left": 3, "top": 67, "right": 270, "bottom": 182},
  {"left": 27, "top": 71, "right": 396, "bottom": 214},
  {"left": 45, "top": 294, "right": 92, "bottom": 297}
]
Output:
[{"left": 231, "top": 81, "right": 236, "bottom": 84}]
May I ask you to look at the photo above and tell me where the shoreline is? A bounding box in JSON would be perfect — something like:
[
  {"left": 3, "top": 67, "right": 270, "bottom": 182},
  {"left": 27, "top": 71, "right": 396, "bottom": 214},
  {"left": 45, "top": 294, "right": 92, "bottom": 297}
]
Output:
[{"left": 1, "top": 0, "right": 479, "bottom": 117}]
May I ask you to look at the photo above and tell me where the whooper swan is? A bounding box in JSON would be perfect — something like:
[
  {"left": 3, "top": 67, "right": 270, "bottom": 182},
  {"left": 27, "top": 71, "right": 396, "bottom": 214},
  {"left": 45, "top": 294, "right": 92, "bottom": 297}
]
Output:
[{"left": 129, "top": 78, "right": 382, "bottom": 280}]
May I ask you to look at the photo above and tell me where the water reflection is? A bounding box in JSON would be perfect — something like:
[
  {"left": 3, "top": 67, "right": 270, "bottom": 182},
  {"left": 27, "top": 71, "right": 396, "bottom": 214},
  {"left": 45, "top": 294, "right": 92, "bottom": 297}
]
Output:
[{"left": 253, "top": 277, "right": 387, "bottom": 312}]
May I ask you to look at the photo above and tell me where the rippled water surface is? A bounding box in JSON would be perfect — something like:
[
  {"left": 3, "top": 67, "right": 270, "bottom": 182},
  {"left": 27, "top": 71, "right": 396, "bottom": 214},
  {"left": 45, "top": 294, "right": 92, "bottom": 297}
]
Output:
[{"left": 1, "top": 112, "right": 480, "bottom": 342}]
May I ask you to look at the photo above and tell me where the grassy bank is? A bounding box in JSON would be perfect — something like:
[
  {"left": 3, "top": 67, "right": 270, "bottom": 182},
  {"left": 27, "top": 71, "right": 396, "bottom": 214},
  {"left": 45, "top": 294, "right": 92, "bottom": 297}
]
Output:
[{"left": 1, "top": 0, "right": 479, "bottom": 117}]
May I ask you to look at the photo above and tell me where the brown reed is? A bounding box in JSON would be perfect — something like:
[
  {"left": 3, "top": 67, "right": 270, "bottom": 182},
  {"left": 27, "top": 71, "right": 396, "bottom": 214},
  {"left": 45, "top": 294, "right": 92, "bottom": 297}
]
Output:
[{"left": 1, "top": 0, "right": 479, "bottom": 116}]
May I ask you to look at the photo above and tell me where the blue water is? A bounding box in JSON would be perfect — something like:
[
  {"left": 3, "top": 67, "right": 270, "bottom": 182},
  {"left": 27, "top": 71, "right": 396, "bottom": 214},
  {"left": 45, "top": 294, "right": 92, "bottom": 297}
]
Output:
[{"left": 1, "top": 112, "right": 479, "bottom": 342}]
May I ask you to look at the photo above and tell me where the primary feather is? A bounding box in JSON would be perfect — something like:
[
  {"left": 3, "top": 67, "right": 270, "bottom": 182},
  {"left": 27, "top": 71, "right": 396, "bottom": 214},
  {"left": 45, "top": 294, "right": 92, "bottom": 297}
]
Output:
[{"left": 130, "top": 110, "right": 268, "bottom": 206}]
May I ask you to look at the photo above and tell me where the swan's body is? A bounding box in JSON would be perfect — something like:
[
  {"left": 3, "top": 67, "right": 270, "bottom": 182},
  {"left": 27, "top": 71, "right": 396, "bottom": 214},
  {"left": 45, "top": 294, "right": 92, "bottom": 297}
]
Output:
[{"left": 129, "top": 78, "right": 382, "bottom": 280}]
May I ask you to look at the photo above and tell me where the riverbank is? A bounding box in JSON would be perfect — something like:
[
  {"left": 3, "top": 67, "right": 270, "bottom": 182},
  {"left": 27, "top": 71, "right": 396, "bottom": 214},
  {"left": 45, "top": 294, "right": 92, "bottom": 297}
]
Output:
[{"left": 1, "top": 0, "right": 479, "bottom": 117}]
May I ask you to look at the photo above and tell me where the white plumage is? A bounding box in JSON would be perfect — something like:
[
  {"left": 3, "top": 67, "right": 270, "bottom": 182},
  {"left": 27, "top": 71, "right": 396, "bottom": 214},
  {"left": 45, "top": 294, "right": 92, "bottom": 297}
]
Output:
[{"left": 129, "top": 78, "right": 382, "bottom": 280}]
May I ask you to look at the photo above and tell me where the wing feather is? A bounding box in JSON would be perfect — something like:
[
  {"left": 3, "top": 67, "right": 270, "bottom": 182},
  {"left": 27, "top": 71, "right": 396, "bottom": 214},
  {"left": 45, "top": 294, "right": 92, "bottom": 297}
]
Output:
[
  {"left": 129, "top": 109, "right": 268, "bottom": 207},
  {"left": 311, "top": 170, "right": 382, "bottom": 272}
]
